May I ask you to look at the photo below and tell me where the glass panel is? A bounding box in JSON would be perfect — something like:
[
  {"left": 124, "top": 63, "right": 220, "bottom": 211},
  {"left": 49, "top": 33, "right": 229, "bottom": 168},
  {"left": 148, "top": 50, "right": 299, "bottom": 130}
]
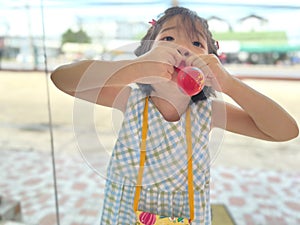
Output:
[{"left": 0, "top": 1, "right": 299, "bottom": 225}]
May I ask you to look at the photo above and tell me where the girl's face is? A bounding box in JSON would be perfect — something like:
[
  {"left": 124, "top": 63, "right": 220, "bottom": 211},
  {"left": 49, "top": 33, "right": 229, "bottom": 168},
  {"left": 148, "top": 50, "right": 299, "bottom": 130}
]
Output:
[
  {"left": 150, "top": 15, "right": 209, "bottom": 109},
  {"left": 155, "top": 15, "right": 209, "bottom": 57}
]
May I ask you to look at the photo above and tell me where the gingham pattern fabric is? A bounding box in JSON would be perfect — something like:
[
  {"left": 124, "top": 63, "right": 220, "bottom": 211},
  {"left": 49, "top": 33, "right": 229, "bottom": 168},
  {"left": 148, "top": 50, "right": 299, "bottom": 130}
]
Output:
[{"left": 100, "top": 87, "right": 212, "bottom": 225}]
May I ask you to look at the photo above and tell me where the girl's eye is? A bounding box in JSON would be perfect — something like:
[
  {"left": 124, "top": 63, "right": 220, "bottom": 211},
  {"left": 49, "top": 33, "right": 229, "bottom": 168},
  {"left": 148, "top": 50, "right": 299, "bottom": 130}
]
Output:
[
  {"left": 162, "top": 36, "right": 174, "bottom": 41},
  {"left": 193, "top": 41, "right": 202, "bottom": 47}
]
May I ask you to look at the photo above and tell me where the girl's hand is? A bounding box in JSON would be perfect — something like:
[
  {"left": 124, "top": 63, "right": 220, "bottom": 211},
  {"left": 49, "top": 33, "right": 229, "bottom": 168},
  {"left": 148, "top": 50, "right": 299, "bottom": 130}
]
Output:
[
  {"left": 132, "top": 41, "right": 183, "bottom": 84},
  {"left": 186, "top": 53, "right": 232, "bottom": 93}
]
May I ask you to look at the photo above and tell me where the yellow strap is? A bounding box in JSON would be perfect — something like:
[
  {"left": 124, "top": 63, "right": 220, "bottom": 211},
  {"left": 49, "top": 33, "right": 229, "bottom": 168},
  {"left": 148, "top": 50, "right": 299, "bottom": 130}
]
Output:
[
  {"left": 133, "top": 98, "right": 194, "bottom": 221},
  {"left": 133, "top": 97, "right": 148, "bottom": 211},
  {"left": 186, "top": 106, "right": 194, "bottom": 221}
]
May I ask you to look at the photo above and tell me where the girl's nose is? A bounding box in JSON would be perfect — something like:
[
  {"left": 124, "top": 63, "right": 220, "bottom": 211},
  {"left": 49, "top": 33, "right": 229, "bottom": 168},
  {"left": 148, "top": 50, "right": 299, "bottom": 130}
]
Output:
[{"left": 177, "top": 47, "right": 190, "bottom": 57}]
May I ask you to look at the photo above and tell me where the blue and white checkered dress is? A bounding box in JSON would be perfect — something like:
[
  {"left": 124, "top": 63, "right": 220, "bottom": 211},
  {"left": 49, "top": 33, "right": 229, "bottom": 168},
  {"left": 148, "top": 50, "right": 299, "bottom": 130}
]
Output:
[{"left": 100, "top": 87, "right": 212, "bottom": 225}]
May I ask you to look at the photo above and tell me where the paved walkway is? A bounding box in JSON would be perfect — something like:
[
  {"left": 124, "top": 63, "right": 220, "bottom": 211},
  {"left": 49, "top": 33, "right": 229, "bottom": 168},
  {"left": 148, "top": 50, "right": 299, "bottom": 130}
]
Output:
[
  {"left": 1, "top": 71, "right": 300, "bottom": 224},
  {"left": 1, "top": 149, "right": 300, "bottom": 225}
]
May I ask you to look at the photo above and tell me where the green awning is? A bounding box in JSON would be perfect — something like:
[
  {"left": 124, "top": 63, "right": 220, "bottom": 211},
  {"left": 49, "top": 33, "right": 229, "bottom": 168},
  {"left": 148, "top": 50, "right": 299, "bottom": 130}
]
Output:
[
  {"left": 212, "top": 31, "right": 300, "bottom": 53},
  {"left": 240, "top": 44, "right": 300, "bottom": 53},
  {"left": 212, "top": 31, "right": 288, "bottom": 42}
]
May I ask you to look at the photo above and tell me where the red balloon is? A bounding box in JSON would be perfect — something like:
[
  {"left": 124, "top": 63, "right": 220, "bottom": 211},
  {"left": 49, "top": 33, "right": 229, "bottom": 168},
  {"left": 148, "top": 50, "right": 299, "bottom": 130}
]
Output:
[{"left": 177, "top": 66, "right": 205, "bottom": 96}]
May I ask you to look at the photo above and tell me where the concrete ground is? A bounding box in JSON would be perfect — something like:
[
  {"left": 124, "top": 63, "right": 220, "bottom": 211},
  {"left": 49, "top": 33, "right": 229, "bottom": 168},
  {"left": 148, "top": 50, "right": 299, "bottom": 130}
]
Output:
[{"left": 0, "top": 67, "right": 300, "bottom": 225}]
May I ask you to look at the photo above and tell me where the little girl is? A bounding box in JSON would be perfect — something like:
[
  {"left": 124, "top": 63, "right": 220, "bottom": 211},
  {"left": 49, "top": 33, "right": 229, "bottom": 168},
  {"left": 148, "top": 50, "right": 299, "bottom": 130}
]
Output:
[{"left": 51, "top": 6, "right": 298, "bottom": 225}]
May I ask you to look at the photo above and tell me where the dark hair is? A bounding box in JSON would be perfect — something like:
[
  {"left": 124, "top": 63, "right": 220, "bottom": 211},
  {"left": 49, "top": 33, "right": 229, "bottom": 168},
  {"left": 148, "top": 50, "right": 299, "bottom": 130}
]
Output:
[{"left": 134, "top": 6, "right": 218, "bottom": 103}]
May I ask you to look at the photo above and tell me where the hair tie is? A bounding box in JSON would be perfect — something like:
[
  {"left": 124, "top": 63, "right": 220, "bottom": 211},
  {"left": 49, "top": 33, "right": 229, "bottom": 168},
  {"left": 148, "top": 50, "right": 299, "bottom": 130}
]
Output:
[{"left": 148, "top": 19, "right": 157, "bottom": 26}]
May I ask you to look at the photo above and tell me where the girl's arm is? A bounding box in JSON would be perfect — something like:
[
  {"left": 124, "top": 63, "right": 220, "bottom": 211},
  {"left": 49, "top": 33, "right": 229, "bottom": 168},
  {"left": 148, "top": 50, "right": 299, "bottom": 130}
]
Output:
[
  {"left": 195, "top": 54, "right": 299, "bottom": 142},
  {"left": 211, "top": 83, "right": 299, "bottom": 142},
  {"left": 51, "top": 60, "right": 137, "bottom": 92},
  {"left": 51, "top": 42, "right": 182, "bottom": 111},
  {"left": 51, "top": 60, "right": 138, "bottom": 111}
]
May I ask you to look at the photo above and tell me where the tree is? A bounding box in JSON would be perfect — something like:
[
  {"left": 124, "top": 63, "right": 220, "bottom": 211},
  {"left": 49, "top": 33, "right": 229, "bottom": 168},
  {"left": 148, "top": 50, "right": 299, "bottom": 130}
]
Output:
[{"left": 61, "top": 28, "right": 91, "bottom": 45}]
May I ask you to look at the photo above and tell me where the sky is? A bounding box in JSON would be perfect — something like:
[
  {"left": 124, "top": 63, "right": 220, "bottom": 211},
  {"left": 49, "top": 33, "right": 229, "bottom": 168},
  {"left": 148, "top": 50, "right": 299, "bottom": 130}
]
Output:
[{"left": 0, "top": 0, "right": 300, "bottom": 43}]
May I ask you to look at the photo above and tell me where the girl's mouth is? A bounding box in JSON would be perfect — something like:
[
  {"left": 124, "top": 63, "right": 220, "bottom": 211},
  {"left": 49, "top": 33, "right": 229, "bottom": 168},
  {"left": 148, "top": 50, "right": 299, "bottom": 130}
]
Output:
[
  {"left": 172, "top": 61, "right": 186, "bottom": 83},
  {"left": 174, "top": 61, "right": 186, "bottom": 73}
]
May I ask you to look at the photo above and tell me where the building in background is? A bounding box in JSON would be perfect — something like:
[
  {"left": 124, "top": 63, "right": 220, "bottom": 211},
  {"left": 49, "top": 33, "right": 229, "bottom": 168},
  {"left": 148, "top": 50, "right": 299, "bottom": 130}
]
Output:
[
  {"left": 1, "top": 1, "right": 300, "bottom": 70},
  {"left": 208, "top": 14, "right": 300, "bottom": 64}
]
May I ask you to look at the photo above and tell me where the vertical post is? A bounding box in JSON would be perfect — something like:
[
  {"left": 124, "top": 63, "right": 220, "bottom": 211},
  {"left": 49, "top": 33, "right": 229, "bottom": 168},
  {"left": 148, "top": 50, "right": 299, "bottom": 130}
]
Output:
[
  {"left": 25, "top": 4, "right": 38, "bottom": 70},
  {"left": 171, "top": 0, "right": 179, "bottom": 7},
  {"left": 0, "top": 37, "right": 4, "bottom": 70}
]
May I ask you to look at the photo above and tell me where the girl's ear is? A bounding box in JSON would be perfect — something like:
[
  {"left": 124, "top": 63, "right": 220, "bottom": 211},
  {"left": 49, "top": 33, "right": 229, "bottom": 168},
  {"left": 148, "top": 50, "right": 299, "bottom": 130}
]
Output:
[{"left": 215, "top": 41, "right": 219, "bottom": 50}]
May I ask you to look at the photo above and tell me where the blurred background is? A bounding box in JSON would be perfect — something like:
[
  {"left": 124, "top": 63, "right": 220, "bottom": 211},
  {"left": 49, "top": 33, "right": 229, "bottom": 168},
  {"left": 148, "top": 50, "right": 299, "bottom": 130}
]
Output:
[
  {"left": 1, "top": 0, "right": 300, "bottom": 69},
  {"left": 0, "top": 1, "right": 300, "bottom": 225}
]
